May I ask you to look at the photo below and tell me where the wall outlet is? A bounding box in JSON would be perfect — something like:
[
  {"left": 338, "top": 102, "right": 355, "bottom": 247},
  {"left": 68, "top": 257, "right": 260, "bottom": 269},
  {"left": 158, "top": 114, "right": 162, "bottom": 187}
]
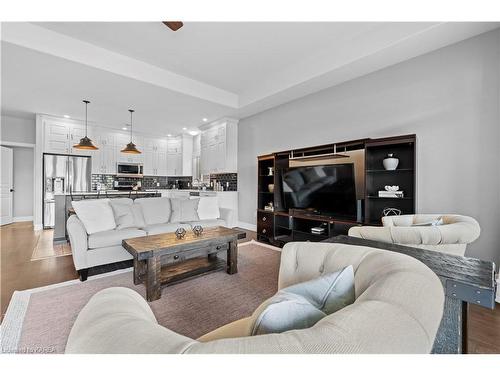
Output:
[{"left": 156, "top": 182, "right": 160, "bottom": 187}]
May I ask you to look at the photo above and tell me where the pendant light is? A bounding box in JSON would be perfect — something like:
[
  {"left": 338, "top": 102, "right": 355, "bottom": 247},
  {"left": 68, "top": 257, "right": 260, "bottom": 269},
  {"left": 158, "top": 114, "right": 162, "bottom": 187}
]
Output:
[
  {"left": 121, "top": 109, "right": 141, "bottom": 154},
  {"left": 73, "top": 100, "right": 99, "bottom": 150}
]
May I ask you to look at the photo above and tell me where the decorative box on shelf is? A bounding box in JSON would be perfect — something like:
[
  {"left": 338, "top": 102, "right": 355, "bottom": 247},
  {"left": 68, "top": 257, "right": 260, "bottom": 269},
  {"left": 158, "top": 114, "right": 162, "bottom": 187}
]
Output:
[{"left": 378, "top": 190, "right": 404, "bottom": 198}]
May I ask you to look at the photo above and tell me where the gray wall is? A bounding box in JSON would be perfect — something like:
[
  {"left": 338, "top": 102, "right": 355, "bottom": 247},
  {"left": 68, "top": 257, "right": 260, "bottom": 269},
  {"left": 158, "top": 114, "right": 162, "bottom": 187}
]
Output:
[
  {"left": 1, "top": 114, "right": 36, "bottom": 219},
  {"left": 1, "top": 113, "right": 36, "bottom": 144},
  {"left": 238, "top": 29, "right": 500, "bottom": 265}
]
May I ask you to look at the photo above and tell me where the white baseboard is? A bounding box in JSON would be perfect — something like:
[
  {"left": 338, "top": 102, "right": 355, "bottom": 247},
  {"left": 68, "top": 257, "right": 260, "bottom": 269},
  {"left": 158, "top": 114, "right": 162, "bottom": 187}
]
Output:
[
  {"left": 13, "top": 216, "right": 33, "bottom": 222},
  {"left": 238, "top": 221, "right": 256, "bottom": 232}
]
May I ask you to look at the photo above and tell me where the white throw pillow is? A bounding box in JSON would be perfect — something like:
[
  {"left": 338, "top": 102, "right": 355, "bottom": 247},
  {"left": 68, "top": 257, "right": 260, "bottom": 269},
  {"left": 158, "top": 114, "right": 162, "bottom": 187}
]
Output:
[
  {"left": 170, "top": 198, "right": 200, "bottom": 223},
  {"left": 135, "top": 197, "right": 171, "bottom": 225},
  {"left": 109, "top": 198, "right": 136, "bottom": 230},
  {"left": 72, "top": 199, "right": 116, "bottom": 235},
  {"left": 196, "top": 196, "right": 220, "bottom": 220}
]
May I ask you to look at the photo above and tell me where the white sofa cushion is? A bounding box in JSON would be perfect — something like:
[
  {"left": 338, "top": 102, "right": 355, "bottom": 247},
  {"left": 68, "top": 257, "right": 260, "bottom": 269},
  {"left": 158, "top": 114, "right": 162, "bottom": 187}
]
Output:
[
  {"left": 72, "top": 199, "right": 116, "bottom": 235},
  {"left": 88, "top": 228, "right": 147, "bottom": 249},
  {"left": 143, "top": 223, "right": 191, "bottom": 236},
  {"left": 135, "top": 197, "right": 171, "bottom": 226},
  {"left": 250, "top": 266, "right": 355, "bottom": 335},
  {"left": 170, "top": 198, "right": 200, "bottom": 223},
  {"left": 109, "top": 198, "right": 136, "bottom": 230},
  {"left": 131, "top": 204, "right": 146, "bottom": 228},
  {"left": 196, "top": 196, "right": 220, "bottom": 220},
  {"left": 185, "top": 219, "right": 226, "bottom": 228}
]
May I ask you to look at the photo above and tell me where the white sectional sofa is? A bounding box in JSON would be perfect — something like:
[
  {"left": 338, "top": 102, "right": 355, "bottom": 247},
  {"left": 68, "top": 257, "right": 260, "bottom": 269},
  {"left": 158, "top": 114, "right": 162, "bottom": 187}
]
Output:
[
  {"left": 65, "top": 242, "right": 445, "bottom": 354},
  {"left": 67, "top": 196, "right": 234, "bottom": 280}
]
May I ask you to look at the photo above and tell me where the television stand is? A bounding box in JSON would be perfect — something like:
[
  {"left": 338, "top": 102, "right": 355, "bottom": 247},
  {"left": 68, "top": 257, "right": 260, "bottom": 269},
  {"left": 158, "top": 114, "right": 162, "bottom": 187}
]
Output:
[{"left": 267, "top": 209, "right": 362, "bottom": 248}]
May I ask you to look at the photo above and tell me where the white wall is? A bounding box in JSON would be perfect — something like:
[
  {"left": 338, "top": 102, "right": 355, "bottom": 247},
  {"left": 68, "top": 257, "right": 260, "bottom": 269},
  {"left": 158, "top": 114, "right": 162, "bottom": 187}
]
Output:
[
  {"left": 1, "top": 114, "right": 36, "bottom": 221},
  {"left": 238, "top": 29, "right": 500, "bottom": 265}
]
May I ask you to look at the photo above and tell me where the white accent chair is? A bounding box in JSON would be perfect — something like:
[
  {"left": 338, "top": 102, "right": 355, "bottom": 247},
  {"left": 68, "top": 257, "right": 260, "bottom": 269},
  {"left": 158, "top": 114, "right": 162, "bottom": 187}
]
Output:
[
  {"left": 65, "top": 242, "right": 444, "bottom": 354},
  {"left": 348, "top": 214, "right": 480, "bottom": 257}
]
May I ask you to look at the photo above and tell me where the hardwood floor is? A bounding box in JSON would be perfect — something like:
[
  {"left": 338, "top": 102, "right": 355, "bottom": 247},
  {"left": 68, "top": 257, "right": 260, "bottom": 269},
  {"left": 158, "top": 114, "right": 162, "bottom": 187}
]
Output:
[{"left": 0, "top": 221, "right": 497, "bottom": 353}]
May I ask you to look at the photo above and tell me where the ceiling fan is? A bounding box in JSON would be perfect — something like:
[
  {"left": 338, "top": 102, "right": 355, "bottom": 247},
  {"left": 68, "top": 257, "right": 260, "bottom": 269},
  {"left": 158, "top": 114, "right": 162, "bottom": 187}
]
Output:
[{"left": 163, "top": 21, "right": 183, "bottom": 31}]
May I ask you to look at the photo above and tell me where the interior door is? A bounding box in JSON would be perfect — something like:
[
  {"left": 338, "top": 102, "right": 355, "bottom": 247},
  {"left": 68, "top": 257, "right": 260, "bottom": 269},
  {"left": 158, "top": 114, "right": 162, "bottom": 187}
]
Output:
[{"left": 0, "top": 146, "right": 14, "bottom": 225}]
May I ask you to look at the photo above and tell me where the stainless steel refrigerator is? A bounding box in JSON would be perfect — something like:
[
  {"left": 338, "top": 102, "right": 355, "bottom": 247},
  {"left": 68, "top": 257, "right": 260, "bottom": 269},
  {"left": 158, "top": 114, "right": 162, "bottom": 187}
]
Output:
[{"left": 43, "top": 154, "right": 91, "bottom": 228}]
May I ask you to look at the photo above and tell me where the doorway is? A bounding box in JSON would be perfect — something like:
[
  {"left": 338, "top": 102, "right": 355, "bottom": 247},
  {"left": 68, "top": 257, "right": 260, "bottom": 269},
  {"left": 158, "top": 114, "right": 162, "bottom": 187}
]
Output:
[{"left": 0, "top": 146, "right": 14, "bottom": 225}]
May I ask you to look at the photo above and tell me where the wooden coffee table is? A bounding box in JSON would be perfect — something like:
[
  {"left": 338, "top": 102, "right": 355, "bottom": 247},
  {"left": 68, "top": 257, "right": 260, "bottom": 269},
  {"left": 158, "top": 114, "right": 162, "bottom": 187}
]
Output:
[{"left": 122, "top": 226, "right": 246, "bottom": 301}]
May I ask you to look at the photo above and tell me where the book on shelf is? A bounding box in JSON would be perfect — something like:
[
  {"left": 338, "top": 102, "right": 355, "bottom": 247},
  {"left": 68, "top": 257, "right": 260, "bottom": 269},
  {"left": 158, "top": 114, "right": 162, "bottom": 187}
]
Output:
[
  {"left": 311, "top": 227, "right": 326, "bottom": 234},
  {"left": 378, "top": 191, "right": 404, "bottom": 198}
]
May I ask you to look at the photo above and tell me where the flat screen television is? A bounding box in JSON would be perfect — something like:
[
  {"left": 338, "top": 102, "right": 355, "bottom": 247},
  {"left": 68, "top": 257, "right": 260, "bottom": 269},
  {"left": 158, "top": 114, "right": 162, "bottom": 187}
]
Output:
[{"left": 281, "top": 164, "right": 357, "bottom": 219}]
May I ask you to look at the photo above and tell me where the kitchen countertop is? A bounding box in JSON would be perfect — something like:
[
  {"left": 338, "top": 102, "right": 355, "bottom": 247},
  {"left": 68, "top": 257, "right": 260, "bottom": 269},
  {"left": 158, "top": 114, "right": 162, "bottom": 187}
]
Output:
[
  {"left": 55, "top": 190, "right": 160, "bottom": 196},
  {"left": 54, "top": 189, "right": 237, "bottom": 196},
  {"left": 148, "top": 189, "right": 237, "bottom": 193}
]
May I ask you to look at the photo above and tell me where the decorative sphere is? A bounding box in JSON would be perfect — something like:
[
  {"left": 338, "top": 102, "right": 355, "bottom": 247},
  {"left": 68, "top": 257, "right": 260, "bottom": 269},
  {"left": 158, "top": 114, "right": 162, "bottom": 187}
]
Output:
[
  {"left": 193, "top": 225, "right": 204, "bottom": 236},
  {"left": 175, "top": 227, "right": 187, "bottom": 239}
]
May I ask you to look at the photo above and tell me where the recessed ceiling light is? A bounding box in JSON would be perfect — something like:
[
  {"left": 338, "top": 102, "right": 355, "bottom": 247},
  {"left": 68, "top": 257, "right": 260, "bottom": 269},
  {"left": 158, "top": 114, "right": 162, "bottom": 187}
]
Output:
[
  {"left": 122, "top": 127, "right": 128, "bottom": 130},
  {"left": 167, "top": 134, "right": 172, "bottom": 137},
  {"left": 63, "top": 115, "right": 70, "bottom": 118},
  {"left": 189, "top": 131, "right": 199, "bottom": 136},
  {"left": 182, "top": 127, "right": 187, "bottom": 130},
  {"left": 202, "top": 118, "right": 208, "bottom": 122}
]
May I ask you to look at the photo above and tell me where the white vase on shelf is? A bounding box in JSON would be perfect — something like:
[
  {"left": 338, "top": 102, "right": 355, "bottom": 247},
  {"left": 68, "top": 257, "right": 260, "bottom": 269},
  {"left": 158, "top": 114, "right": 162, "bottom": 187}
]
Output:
[{"left": 383, "top": 153, "right": 399, "bottom": 170}]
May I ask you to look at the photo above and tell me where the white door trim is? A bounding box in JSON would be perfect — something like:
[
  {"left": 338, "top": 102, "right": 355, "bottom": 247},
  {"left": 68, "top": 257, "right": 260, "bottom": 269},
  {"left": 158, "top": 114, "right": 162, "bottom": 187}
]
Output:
[{"left": 0, "top": 141, "right": 35, "bottom": 148}]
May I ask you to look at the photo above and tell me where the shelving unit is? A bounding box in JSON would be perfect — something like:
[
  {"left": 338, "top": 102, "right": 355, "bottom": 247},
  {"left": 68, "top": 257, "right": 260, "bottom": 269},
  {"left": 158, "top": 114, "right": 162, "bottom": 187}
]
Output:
[
  {"left": 364, "top": 135, "right": 416, "bottom": 225},
  {"left": 256, "top": 134, "right": 416, "bottom": 247}
]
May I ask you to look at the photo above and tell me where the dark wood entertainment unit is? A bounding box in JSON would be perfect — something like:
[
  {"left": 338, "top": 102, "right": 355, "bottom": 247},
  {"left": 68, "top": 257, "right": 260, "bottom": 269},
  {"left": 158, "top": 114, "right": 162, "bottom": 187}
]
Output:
[{"left": 257, "top": 134, "right": 416, "bottom": 246}]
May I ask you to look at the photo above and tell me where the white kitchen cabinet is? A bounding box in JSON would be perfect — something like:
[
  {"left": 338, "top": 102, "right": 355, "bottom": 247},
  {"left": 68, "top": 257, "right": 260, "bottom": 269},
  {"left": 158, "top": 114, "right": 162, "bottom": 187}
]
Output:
[
  {"left": 44, "top": 120, "right": 71, "bottom": 154},
  {"left": 94, "top": 145, "right": 116, "bottom": 174},
  {"left": 199, "top": 119, "right": 238, "bottom": 175},
  {"left": 144, "top": 137, "right": 167, "bottom": 152},
  {"left": 43, "top": 118, "right": 98, "bottom": 156},
  {"left": 167, "top": 137, "right": 183, "bottom": 176},
  {"left": 143, "top": 150, "right": 155, "bottom": 175},
  {"left": 143, "top": 137, "right": 168, "bottom": 176},
  {"left": 41, "top": 115, "right": 194, "bottom": 178},
  {"left": 157, "top": 151, "right": 168, "bottom": 176},
  {"left": 167, "top": 152, "right": 182, "bottom": 176}
]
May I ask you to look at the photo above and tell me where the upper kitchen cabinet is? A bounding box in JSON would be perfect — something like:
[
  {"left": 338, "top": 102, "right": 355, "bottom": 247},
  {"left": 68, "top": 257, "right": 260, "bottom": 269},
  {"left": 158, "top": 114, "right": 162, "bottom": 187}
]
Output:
[
  {"left": 43, "top": 117, "right": 96, "bottom": 156},
  {"left": 143, "top": 136, "right": 168, "bottom": 176},
  {"left": 115, "top": 132, "right": 144, "bottom": 164},
  {"left": 43, "top": 119, "right": 71, "bottom": 154},
  {"left": 144, "top": 137, "right": 167, "bottom": 152},
  {"left": 199, "top": 118, "right": 238, "bottom": 175},
  {"left": 166, "top": 137, "right": 183, "bottom": 176}
]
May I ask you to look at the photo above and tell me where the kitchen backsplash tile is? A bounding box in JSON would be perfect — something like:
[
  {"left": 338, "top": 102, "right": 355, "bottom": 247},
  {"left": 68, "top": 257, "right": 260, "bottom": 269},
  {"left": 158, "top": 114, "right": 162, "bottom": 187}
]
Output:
[
  {"left": 210, "top": 173, "right": 237, "bottom": 191},
  {"left": 142, "top": 176, "right": 168, "bottom": 189},
  {"left": 91, "top": 173, "right": 236, "bottom": 191},
  {"left": 91, "top": 174, "right": 115, "bottom": 190}
]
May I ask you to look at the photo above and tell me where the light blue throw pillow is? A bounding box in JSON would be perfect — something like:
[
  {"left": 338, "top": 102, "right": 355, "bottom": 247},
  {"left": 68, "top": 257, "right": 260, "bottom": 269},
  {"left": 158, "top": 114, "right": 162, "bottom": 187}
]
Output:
[{"left": 250, "top": 265, "right": 355, "bottom": 335}]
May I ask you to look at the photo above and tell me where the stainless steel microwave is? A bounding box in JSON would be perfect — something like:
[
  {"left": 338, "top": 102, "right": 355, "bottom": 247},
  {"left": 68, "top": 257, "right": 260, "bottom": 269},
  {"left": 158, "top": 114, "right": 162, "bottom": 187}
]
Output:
[{"left": 116, "top": 163, "right": 143, "bottom": 177}]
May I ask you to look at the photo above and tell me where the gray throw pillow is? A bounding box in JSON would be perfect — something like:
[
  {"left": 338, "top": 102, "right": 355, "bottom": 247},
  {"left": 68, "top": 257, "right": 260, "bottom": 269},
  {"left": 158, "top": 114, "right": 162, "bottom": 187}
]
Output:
[
  {"left": 170, "top": 198, "right": 200, "bottom": 223},
  {"left": 250, "top": 265, "right": 355, "bottom": 335}
]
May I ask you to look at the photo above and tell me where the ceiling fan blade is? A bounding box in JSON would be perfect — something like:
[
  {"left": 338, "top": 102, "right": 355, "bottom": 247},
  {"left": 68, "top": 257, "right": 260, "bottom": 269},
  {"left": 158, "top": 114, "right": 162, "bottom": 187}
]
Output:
[{"left": 163, "top": 21, "right": 183, "bottom": 31}]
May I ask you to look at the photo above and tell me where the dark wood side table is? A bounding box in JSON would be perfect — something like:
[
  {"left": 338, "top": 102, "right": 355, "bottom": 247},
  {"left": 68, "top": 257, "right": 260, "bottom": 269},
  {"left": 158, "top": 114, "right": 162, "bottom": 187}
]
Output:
[
  {"left": 324, "top": 235, "right": 497, "bottom": 354},
  {"left": 123, "top": 226, "right": 246, "bottom": 302}
]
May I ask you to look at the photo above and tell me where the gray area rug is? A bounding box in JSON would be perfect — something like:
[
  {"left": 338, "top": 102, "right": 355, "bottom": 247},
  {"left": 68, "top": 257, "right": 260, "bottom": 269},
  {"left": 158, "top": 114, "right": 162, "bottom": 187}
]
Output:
[{"left": 1, "top": 241, "right": 281, "bottom": 354}]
